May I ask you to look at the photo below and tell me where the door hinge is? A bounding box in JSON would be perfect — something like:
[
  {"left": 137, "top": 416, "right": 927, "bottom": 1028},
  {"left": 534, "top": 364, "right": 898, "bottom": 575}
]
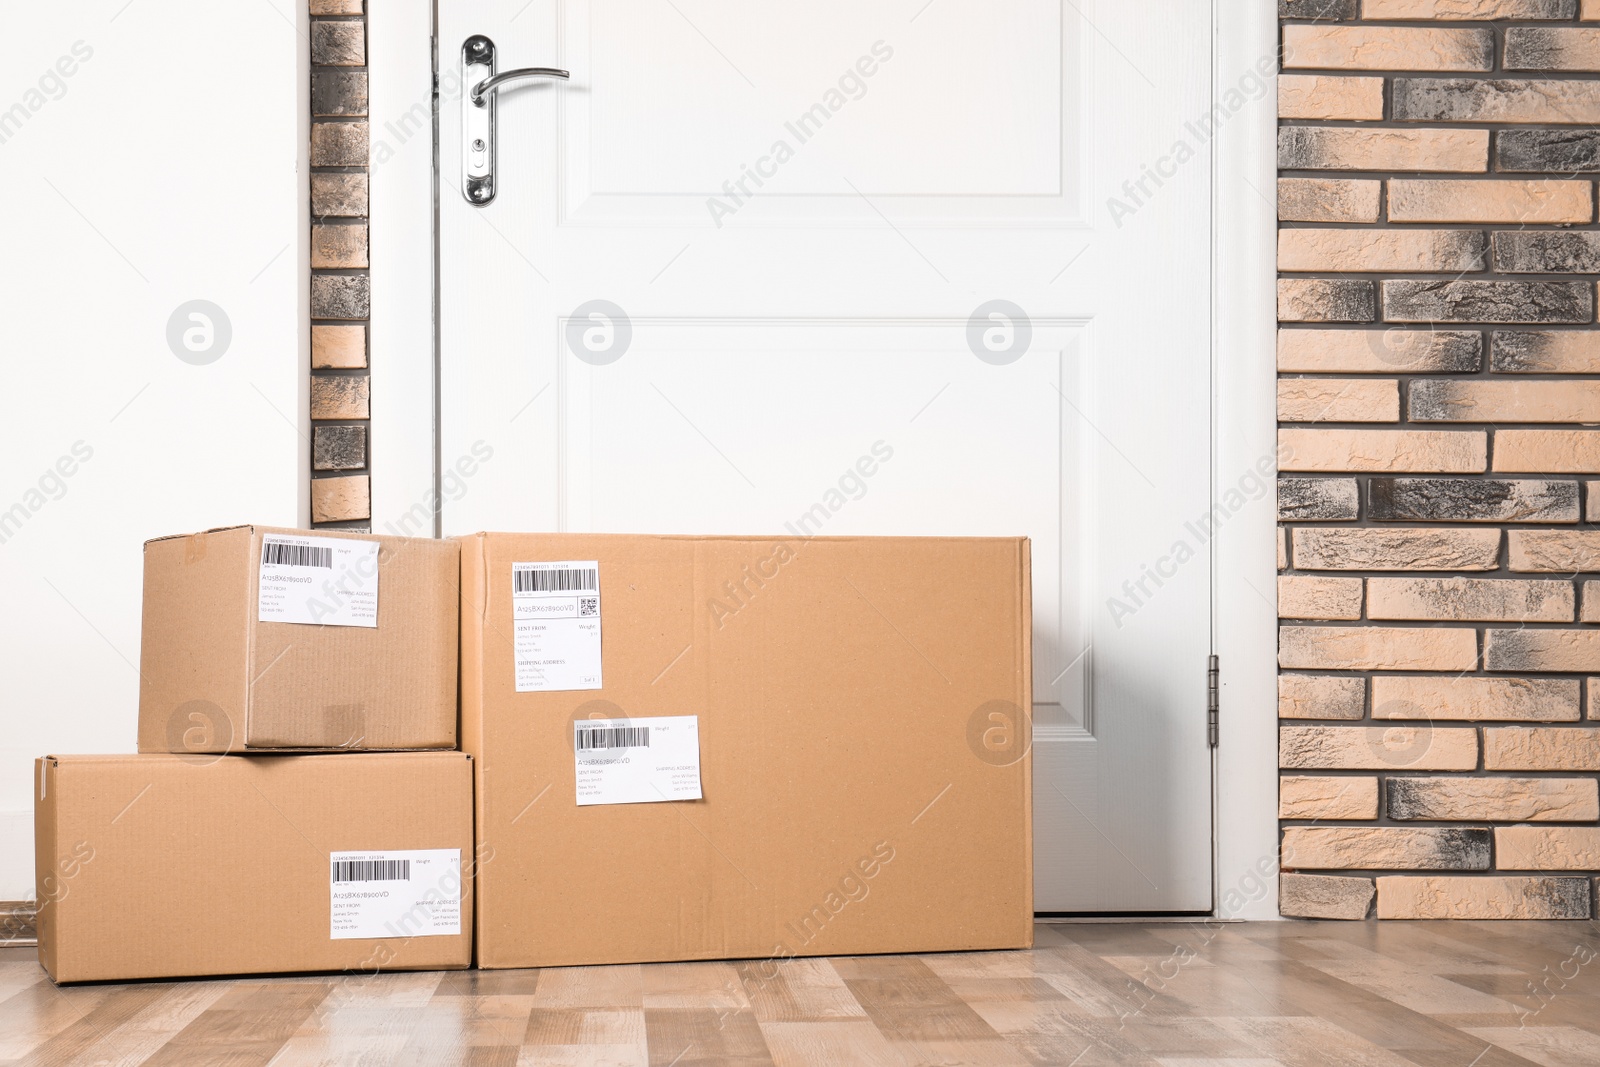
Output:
[{"left": 1207, "top": 654, "right": 1219, "bottom": 748}]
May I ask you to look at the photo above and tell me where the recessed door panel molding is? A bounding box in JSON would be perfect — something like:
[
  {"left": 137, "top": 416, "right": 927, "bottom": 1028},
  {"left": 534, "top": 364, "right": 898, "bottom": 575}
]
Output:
[
  {"left": 553, "top": 317, "right": 1090, "bottom": 727},
  {"left": 555, "top": 0, "right": 1082, "bottom": 226}
]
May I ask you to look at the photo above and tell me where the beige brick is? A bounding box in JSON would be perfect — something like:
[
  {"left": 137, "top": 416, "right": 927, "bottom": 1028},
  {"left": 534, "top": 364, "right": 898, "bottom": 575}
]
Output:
[
  {"left": 1485, "top": 630, "right": 1600, "bottom": 673},
  {"left": 1388, "top": 180, "right": 1593, "bottom": 224},
  {"left": 1372, "top": 675, "right": 1580, "bottom": 722},
  {"left": 1280, "top": 478, "right": 1361, "bottom": 521},
  {"left": 1278, "top": 75, "right": 1386, "bottom": 120},
  {"left": 1279, "top": 127, "right": 1488, "bottom": 172},
  {"left": 1280, "top": 626, "right": 1478, "bottom": 671},
  {"left": 1590, "top": 483, "right": 1600, "bottom": 523},
  {"left": 1277, "top": 279, "right": 1377, "bottom": 323},
  {"left": 311, "top": 325, "right": 367, "bottom": 370},
  {"left": 311, "top": 172, "right": 369, "bottom": 218},
  {"left": 1278, "top": 328, "right": 1482, "bottom": 373},
  {"left": 1390, "top": 777, "right": 1598, "bottom": 822},
  {"left": 1279, "top": 429, "right": 1486, "bottom": 474},
  {"left": 1279, "top": 527, "right": 1288, "bottom": 572},
  {"left": 1278, "top": 178, "right": 1382, "bottom": 223},
  {"left": 1412, "top": 380, "right": 1600, "bottom": 424},
  {"left": 1280, "top": 674, "right": 1367, "bottom": 720},
  {"left": 1495, "top": 431, "right": 1600, "bottom": 475},
  {"left": 1364, "top": 0, "right": 1578, "bottom": 14},
  {"left": 1281, "top": 776, "right": 1380, "bottom": 820},
  {"left": 1496, "top": 826, "right": 1600, "bottom": 870},
  {"left": 1281, "top": 724, "right": 1480, "bottom": 770},
  {"left": 1283, "top": 25, "right": 1492, "bottom": 71},
  {"left": 1280, "top": 874, "right": 1375, "bottom": 920},
  {"left": 1484, "top": 727, "right": 1600, "bottom": 770},
  {"left": 310, "top": 224, "right": 369, "bottom": 269},
  {"left": 311, "top": 475, "right": 370, "bottom": 524},
  {"left": 1282, "top": 826, "right": 1490, "bottom": 870},
  {"left": 310, "top": 376, "right": 369, "bottom": 420},
  {"left": 1293, "top": 527, "right": 1500, "bottom": 571},
  {"left": 1493, "top": 331, "right": 1600, "bottom": 373},
  {"left": 1591, "top": 677, "right": 1600, "bottom": 719},
  {"left": 1278, "top": 228, "right": 1485, "bottom": 273},
  {"left": 1367, "top": 577, "right": 1573, "bottom": 623},
  {"left": 1279, "top": 576, "right": 1365, "bottom": 621},
  {"left": 1277, "top": 379, "right": 1397, "bottom": 422},
  {"left": 1511, "top": 530, "right": 1600, "bottom": 571},
  {"left": 310, "top": 122, "right": 368, "bottom": 167},
  {"left": 1506, "top": 28, "right": 1600, "bottom": 72},
  {"left": 310, "top": 0, "right": 362, "bottom": 12},
  {"left": 1587, "top": 0, "right": 1600, "bottom": 18},
  {"left": 1376, "top": 876, "right": 1591, "bottom": 919},
  {"left": 1581, "top": 581, "right": 1600, "bottom": 624}
]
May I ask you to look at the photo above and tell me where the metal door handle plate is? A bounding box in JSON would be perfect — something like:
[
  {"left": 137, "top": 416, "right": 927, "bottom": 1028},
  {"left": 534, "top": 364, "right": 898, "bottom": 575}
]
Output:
[{"left": 462, "top": 35, "right": 568, "bottom": 206}]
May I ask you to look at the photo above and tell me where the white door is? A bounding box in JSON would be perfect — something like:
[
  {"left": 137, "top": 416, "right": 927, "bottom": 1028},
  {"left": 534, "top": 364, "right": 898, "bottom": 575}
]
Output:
[{"left": 438, "top": 0, "right": 1214, "bottom": 913}]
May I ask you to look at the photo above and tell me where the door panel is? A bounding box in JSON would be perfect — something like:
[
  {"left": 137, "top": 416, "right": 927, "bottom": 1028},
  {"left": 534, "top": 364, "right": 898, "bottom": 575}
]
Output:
[
  {"left": 558, "top": 0, "right": 1077, "bottom": 223},
  {"left": 440, "top": 0, "right": 1213, "bottom": 912}
]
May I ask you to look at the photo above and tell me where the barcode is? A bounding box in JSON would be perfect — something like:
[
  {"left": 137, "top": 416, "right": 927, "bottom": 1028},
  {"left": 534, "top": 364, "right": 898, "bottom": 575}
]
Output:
[
  {"left": 332, "top": 859, "right": 410, "bottom": 883},
  {"left": 515, "top": 567, "right": 598, "bottom": 594},
  {"left": 264, "top": 542, "right": 333, "bottom": 569},
  {"left": 577, "top": 726, "right": 650, "bottom": 750}
]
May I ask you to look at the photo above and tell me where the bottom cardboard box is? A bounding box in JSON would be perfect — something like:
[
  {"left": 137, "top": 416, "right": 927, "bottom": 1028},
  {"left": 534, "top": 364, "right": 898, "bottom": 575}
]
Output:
[{"left": 35, "top": 752, "right": 473, "bottom": 983}]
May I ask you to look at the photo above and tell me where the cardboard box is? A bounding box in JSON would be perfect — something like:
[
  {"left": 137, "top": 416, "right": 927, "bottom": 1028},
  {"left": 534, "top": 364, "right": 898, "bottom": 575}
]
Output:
[
  {"left": 138, "top": 525, "right": 459, "bottom": 752},
  {"left": 460, "top": 533, "right": 1032, "bottom": 969},
  {"left": 35, "top": 752, "right": 475, "bottom": 983}
]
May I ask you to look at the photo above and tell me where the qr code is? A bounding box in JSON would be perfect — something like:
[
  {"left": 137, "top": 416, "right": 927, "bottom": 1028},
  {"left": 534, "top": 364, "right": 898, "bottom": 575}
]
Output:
[{"left": 578, "top": 597, "right": 598, "bottom": 617}]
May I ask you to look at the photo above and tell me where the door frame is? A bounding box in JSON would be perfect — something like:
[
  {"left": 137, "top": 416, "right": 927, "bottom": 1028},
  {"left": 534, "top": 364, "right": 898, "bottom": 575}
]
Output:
[{"left": 369, "top": 0, "right": 1281, "bottom": 920}]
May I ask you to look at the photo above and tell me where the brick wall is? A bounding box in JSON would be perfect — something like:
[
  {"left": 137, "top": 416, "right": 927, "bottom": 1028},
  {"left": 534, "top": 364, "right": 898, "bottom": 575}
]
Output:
[
  {"left": 1278, "top": 0, "right": 1600, "bottom": 919},
  {"left": 309, "top": 0, "right": 371, "bottom": 528}
]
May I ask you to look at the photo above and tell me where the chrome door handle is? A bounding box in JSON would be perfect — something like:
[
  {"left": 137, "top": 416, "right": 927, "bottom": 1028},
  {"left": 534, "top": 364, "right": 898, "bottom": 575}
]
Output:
[
  {"left": 471, "top": 67, "right": 569, "bottom": 106},
  {"left": 461, "top": 35, "right": 567, "bottom": 206}
]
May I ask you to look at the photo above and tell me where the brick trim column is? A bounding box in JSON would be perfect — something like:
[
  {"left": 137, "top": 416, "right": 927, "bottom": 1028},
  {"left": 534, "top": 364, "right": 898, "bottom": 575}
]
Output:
[
  {"left": 308, "top": 0, "right": 370, "bottom": 528},
  {"left": 1278, "top": 0, "right": 1600, "bottom": 921}
]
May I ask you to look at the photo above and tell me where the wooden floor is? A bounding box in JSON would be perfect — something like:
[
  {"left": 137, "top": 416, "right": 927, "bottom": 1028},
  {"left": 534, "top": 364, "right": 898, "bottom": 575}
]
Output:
[{"left": 4, "top": 921, "right": 1600, "bottom": 1066}]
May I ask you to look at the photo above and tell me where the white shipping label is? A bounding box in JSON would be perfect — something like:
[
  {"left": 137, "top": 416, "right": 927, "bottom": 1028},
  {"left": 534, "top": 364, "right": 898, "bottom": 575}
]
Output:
[
  {"left": 575, "top": 716, "right": 702, "bottom": 806},
  {"left": 513, "top": 561, "right": 601, "bottom": 692},
  {"left": 258, "top": 534, "right": 379, "bottom": 628},
  {"left": 329, "top": 849, "right": 461, "bottom": 940}
]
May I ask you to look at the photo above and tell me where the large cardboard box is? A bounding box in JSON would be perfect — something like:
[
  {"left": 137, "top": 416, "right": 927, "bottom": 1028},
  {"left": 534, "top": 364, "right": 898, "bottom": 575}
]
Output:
[
  {"left": 460, "top": 533, "right": 1032, "bottom": 969},
  {"left": 138, "top": 525, "right": 459, "bottom": 752},
  {"left": 35, "top": 752, "right": 475, "bottom": 983}
]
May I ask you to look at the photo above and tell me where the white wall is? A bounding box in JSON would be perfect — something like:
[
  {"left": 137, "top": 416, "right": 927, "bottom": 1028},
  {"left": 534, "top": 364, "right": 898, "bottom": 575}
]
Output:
[
  {"left": 0, "top": 1, "right": 307, "bottom": 898},
  {"left": 1213, "top": 0, "right": 1282, "bottom": 920}
]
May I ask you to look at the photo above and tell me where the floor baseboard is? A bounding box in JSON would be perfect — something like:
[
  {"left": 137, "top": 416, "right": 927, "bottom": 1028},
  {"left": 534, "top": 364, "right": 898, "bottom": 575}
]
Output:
[{"left": 0, "top": 901, "right": 37, "bottom": 946}]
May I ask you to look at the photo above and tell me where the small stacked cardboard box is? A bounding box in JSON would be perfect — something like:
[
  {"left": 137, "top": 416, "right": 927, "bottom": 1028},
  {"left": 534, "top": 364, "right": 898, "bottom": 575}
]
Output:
[{"left": 35, "top": 526, "right": 473, "bottom": 983}]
